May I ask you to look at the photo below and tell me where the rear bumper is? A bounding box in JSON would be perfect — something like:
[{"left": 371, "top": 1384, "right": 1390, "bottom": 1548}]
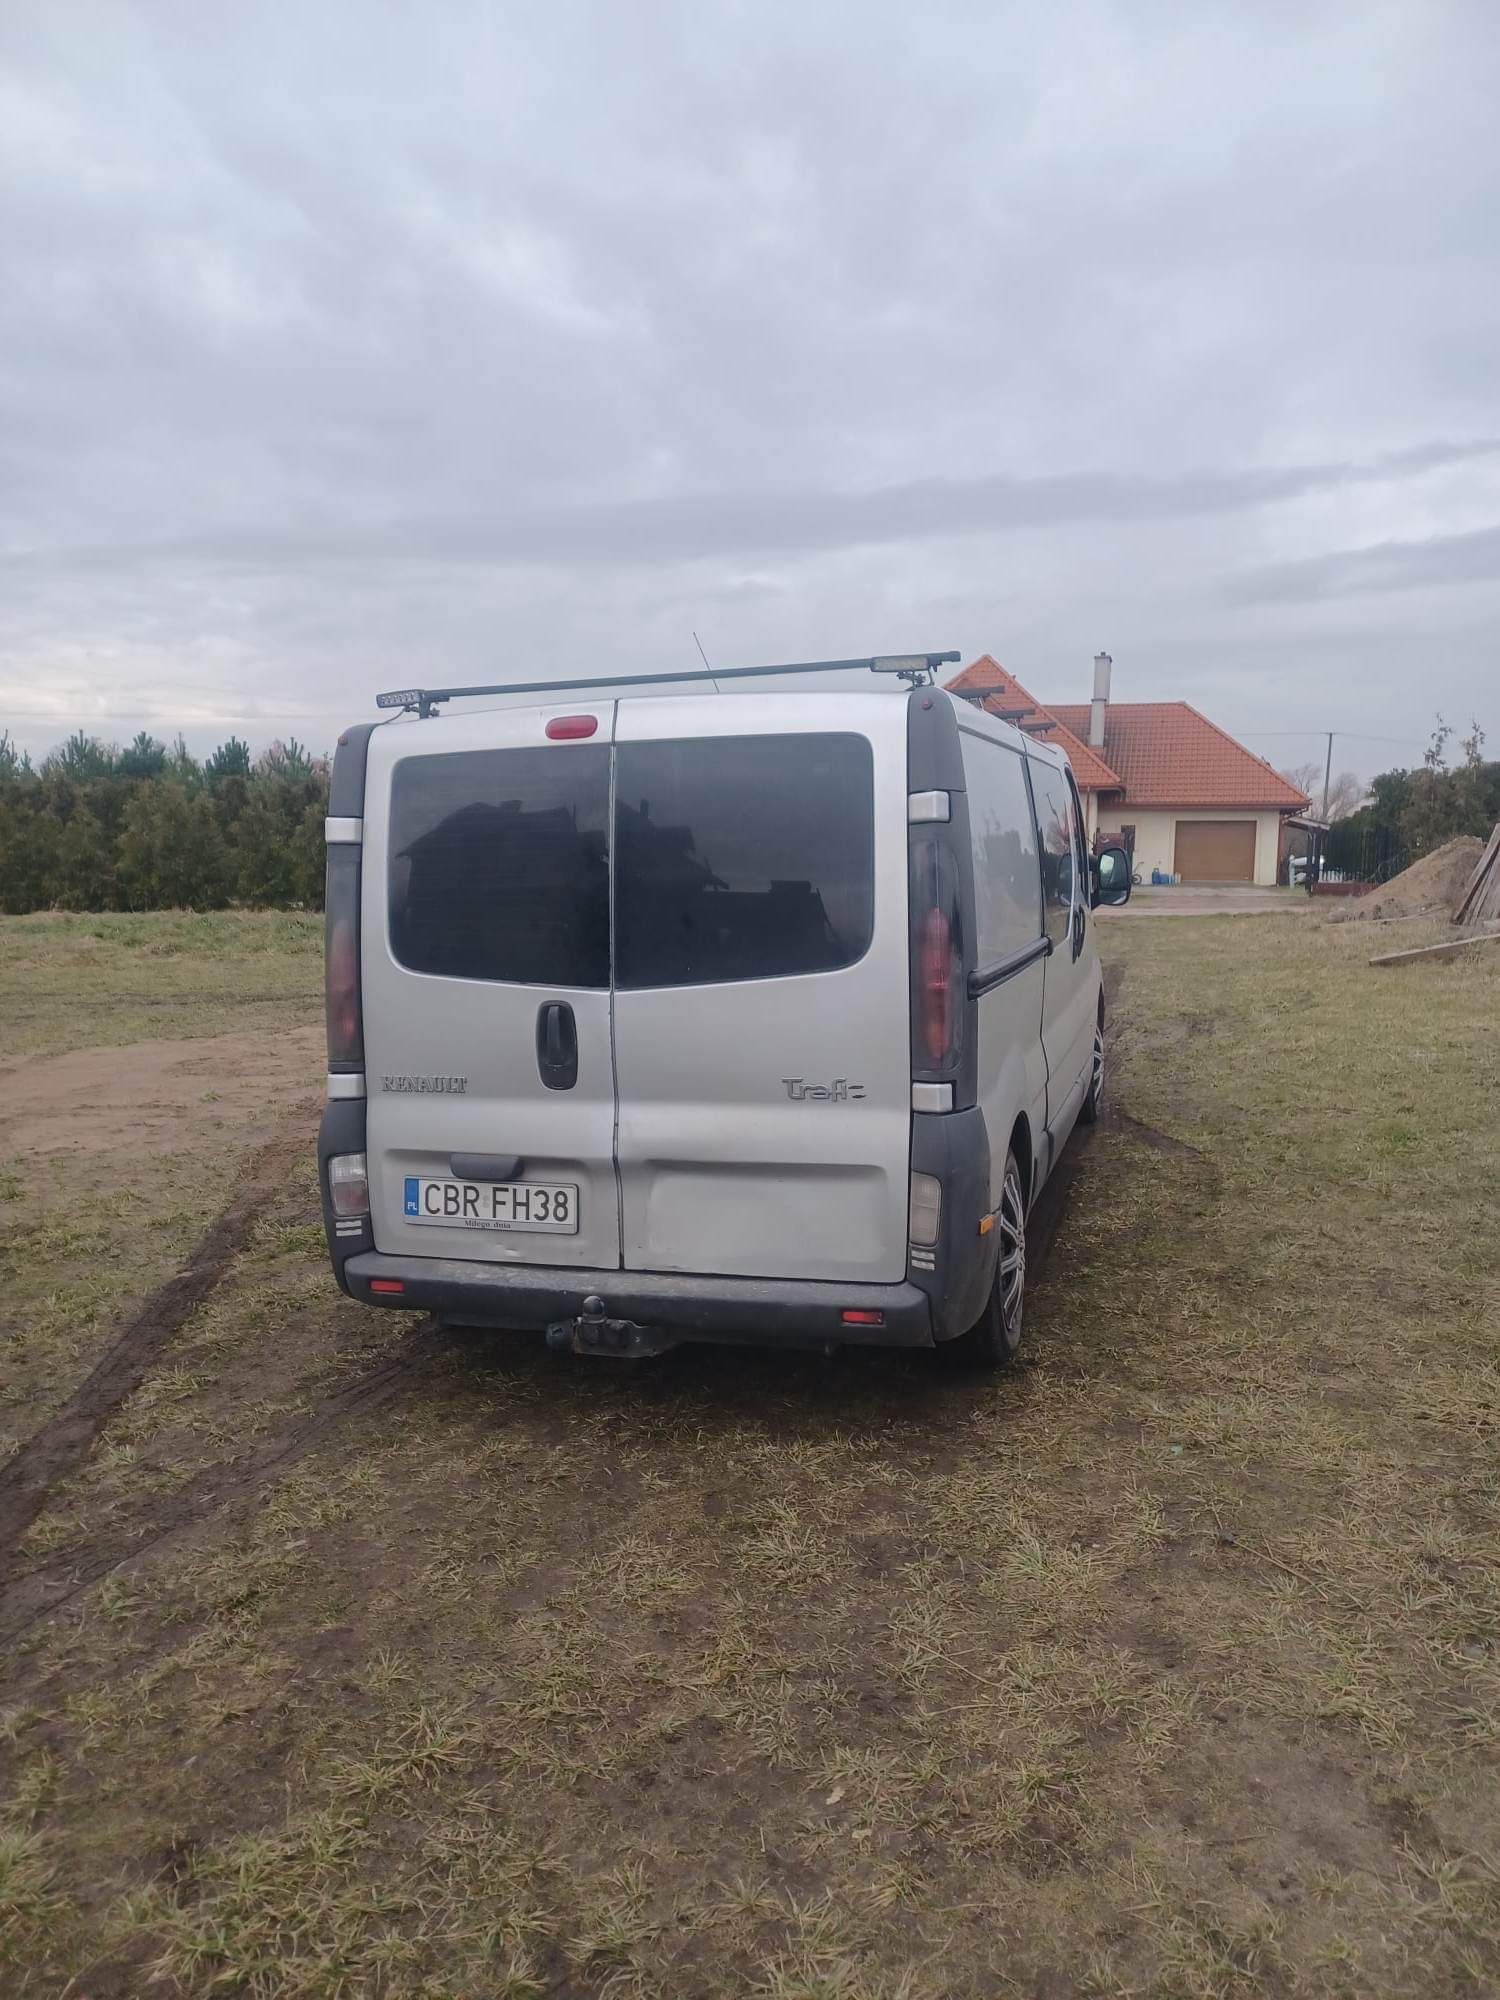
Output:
[{"left": 341, "top": 1251, "right": 935, "bottom": 1349}]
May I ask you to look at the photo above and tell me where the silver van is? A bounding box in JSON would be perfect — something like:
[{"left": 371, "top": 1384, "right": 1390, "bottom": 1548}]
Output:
[{"left": 318, "top": 655, "right": 1130, "bottom": 1366}]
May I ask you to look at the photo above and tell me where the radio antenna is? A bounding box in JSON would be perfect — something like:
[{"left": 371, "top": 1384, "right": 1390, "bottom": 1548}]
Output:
[{"left": 692, "top": 630, "right": 721, "bottom": 694}]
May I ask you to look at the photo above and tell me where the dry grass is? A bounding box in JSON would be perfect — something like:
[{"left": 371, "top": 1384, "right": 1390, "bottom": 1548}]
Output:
[
  {"left": 0, "top": 908, "right": 1497, "bottom": 1995},
  {"left": 0, "top": 909, "right": 322, "bottom": 1058}
]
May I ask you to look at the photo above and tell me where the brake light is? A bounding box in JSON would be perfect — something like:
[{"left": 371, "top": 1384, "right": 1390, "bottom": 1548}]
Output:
[
  {"left": 324, "top": 844, "right": 364, "bottom": 1067},
  {"left": 918, "top": 905, "right": 952, "bottom": 1064},
  {"left": 909, "top": 829, "right": 963, "bottom": 1076},
  {"left": 545, "top": 714, "right": 598, "bottom": 740},
  {"left": 328, "top": 915, "right": 358, "bottom": 1053}
]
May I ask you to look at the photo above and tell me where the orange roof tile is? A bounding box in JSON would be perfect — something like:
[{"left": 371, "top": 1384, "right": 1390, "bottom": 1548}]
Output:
[
  {"left": 1049, "top": 702, "right": 1309, "bottom": 810},
  {"left": 947, "top": 653, "right": 1016, "bottom": 696},
  {"left": 947, "top": 658, "right": 1309, "bottom": 810},
  {"left": 945, "top": 656, "right": 1120, "bottom": 790},
  {"left": 1021, "top": 715, "right": 1121, "bottom": 793}
]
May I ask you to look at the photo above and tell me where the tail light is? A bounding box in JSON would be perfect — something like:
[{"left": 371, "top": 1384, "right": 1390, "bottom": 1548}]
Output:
[
  {"left": 909, "top": 831, "right": 963, "bottom": 1075},
  {"left": 909, "top": 1172, "right": 942, "bottom": 1246},
  {"left": 324, "top": 844, "right": 364, "bottom": 1067},
  {"left": 917, "top": 906, "right": 952, "bottom": 1063},
  {"left": 327, "top": 1152, "right": 370, "bottom": 1217}
]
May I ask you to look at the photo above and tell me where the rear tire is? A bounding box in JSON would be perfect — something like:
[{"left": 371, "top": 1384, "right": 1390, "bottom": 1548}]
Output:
[
  {"left": 938, "top": 1149, "right": 1026, "bottom": 1369},
  {"left": 1079, "top": 1016, "right": 1105, "bottom": 1125}
]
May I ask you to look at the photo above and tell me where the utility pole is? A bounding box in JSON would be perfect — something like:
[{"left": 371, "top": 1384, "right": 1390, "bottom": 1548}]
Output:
[{"left": 1320, "top": 730, "right": 1333, "bottom": 820}]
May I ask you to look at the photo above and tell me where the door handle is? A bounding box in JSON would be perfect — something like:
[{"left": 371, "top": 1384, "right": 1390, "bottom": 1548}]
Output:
[
  {"left": 451, "top": 1154, "right": 524, "bottom": 1182},
  {"left": 536, "top": 1001, "right": 578, "bottom": 1091}
]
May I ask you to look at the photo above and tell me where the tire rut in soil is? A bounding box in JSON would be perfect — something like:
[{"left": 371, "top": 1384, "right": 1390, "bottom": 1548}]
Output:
[
  {"left": 0, "top": 1316, "right": 447, "bottom": 1653},
  {"left": 1107, "top": 1110, "right": 1206, "bottom": 1159},
  {"left": 0, "top": 1110, "right": 317, "bottom": 1566}
]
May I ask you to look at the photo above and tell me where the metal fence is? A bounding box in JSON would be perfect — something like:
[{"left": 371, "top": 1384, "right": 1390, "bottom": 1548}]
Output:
[{"left": 1302, "top": 820, "right": 1410, "bottom": 887}]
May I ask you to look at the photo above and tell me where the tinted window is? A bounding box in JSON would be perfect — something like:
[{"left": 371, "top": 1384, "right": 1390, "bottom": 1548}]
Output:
[
  {"left": 389, "top": 746, "right": 610, "bottom": 987},
  {"left": 1066, "top": 771, "right": 1091, "bottom": 886},
  {"left": 615, "top": 734, "right": 874, "bottom": 988},
  {"left": 960, "top": 732, "right": 1043, "bottom": 963},
  {"left": 1027, "top": 758, "right": 1077, "bottom": 948}
]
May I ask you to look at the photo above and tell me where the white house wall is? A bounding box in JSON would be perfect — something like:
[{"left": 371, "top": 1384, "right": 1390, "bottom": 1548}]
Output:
[{"left": 1094, "top": 807, "right": 1282, "bottom": 886}]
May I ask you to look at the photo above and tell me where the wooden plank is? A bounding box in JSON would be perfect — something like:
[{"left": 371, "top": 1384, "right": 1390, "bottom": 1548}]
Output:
[
  {"left": 1454, "top": 823, "right": 1500, "bottom": 923},
  {"left": 1370, "top": 933, "right": 1500, "bottom": 968},
  {"left": 1454, "top": 842, "right": 1496, "bottom": 922}
]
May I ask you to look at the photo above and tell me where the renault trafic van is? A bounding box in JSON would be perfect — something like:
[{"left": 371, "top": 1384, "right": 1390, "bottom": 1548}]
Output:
[{"left": 318, "top": 655, "right": 1130, "bottom": 1366}]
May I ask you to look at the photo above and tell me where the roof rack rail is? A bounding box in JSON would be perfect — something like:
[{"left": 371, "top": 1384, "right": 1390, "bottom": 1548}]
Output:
[{"left": 376, "top": 652, "right": 960, "bottom": 718}]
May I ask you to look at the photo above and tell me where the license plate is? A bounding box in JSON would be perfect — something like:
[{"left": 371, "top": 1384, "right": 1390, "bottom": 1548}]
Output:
[{"left": 403, "top": 1177, "right": 579, "bottom": 1234}]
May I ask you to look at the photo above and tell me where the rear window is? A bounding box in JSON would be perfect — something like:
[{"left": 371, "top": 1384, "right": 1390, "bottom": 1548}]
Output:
[
  {"left": 388, "top": 746, "right": 610, "bottom": 987},
  {"left": 615, "top": 733, "right": 874, "bottom": 988}
]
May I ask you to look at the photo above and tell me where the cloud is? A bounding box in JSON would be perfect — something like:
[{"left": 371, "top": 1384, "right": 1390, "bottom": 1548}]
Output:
[
  {"left": 1227, "top": 523, "right": 1500, "bottom": 604},
  {"left": 8, "top": 440, "right": 1499, "bottom": 577},
  {"left": 2, "top": 0, "right": 1500, "bottom": 761}
]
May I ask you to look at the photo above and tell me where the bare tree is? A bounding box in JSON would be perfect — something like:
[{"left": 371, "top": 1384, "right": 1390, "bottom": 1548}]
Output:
[{"left": 1279, "top": 761, "right": 1364, "bottom": 819}]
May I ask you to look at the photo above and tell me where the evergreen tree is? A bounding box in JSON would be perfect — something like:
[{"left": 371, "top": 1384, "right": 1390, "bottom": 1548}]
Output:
[
  {"left": 118, "top": 783, "right": 230, "bottom": 909},
  {"left": 289, "top": 797, "right": 326, "bottom": 905},
  {"left": 257, "top": 737, "right": 318, "bottom": 783},
  {"left": 0, "top": 730, "right": 34, "bottom": 784},
  {"left": 0, "top": 795, "right": 48, "bottom": 912},
  {"left": 53, "top": 799, "right": 115, "bottom": 909},
  {"left": 118, "top": 731, "right": 168, "bottom": 779},
  {"left": 165, "top": 735, "right": 203, "bottom": 791},
  {"left": 230, "top": 781, "right": 304, "bottom": 905},
  {"left": 205, "top": 737, "right": 252, "bottom": 784},
  {"left": 47, "top": 731, "right": 116, "bottom": 781}
]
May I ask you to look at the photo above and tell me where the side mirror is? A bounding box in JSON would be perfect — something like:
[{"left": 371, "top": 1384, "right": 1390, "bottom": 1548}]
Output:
[{"left": 1092, "top": 843, "right": 1132, "bottom": 908}]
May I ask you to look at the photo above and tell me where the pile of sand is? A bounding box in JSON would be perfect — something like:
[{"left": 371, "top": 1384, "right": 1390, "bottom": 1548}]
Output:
[{"left": 1331, "top": 835, "right": 1485, "bottom": 922}]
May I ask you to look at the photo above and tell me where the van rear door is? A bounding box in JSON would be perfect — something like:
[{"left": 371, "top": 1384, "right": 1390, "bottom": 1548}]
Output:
[
  {"left": 361, "top": 704, "right": 620, "bottom": 1272},
  {"left": 611, "top": 695, "right": 910, "bottom": 1283}
]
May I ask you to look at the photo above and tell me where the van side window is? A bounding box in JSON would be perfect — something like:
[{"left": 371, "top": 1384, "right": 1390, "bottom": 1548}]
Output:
[
  {"left": 1065, "top": 770, "right": 1091, "bottom": 890},
  {"left": 615, "top": 734, "right": 873, "bottom": 989},
  {"left": 1027, "top": 759, "right": 1076, "bottom": 949},
  {"left": 388, "top": 747, "right": 611, "bottom": 987},
  {"left": 959, "top": 733, "right": 1043, "bottom": 963}
]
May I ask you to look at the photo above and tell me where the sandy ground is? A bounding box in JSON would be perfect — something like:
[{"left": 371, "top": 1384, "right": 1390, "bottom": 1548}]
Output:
[{"left": 0, "top": 1025, "right": 323, "bottom": 1161}]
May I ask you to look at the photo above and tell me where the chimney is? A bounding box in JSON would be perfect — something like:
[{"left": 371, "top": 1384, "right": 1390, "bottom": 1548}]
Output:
[{"left": 1089, "top": 651, "right": 1112, "bottom": 748}]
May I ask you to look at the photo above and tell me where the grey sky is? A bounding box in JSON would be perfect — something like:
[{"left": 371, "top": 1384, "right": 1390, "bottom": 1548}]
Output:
[{"left": 3, "top": 1, "right": 1498, "bottom": 781}]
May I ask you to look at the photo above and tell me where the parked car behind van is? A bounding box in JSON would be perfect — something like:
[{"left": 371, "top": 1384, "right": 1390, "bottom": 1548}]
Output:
[{"left": 319, "top": 658, "right": 1130, "bottom": 1366}]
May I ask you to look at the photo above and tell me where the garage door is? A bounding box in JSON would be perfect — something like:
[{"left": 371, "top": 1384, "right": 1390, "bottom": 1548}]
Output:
[{"left": 1173, "top": 820, "right": 1256, "bottom": 882}]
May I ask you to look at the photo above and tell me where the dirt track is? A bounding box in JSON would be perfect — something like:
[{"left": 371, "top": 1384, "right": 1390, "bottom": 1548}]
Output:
[
  {"left": 0, "top": 1119, "right": 314, "bottom": 1565},
  {"left": 0, "top": 1024, "right": 322, "bottom": 1160}
]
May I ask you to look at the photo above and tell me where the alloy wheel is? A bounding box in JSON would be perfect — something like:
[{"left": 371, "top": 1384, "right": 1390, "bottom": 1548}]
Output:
[{"left": 998, "top": 1161, "right": 1026, "bottom": 1342}]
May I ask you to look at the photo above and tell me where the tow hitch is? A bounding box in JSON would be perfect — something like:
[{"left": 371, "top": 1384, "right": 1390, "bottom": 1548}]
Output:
[{"left": 545, "top": 1296, "right": 680, "bottom": 1360}]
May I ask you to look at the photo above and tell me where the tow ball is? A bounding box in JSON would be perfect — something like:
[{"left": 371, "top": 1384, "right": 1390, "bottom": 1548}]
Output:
[{"left": 545, "top": 1296, "right": 680, "bottom": 1360}]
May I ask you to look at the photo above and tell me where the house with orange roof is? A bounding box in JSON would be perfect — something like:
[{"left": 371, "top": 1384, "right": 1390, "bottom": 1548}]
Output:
[{"left": 946, "top": 655, "right": 1309, "bottom": 886}]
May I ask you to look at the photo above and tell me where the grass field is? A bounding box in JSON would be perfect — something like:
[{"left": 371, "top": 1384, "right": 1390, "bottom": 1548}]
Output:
[{"left": 0, "top": 906, "right": 1497, "bottom": 1997}]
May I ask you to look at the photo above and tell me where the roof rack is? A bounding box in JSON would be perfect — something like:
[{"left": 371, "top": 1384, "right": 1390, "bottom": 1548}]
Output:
[{"left": 376, "top": 652, "right": 961, "bottom": 718}]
